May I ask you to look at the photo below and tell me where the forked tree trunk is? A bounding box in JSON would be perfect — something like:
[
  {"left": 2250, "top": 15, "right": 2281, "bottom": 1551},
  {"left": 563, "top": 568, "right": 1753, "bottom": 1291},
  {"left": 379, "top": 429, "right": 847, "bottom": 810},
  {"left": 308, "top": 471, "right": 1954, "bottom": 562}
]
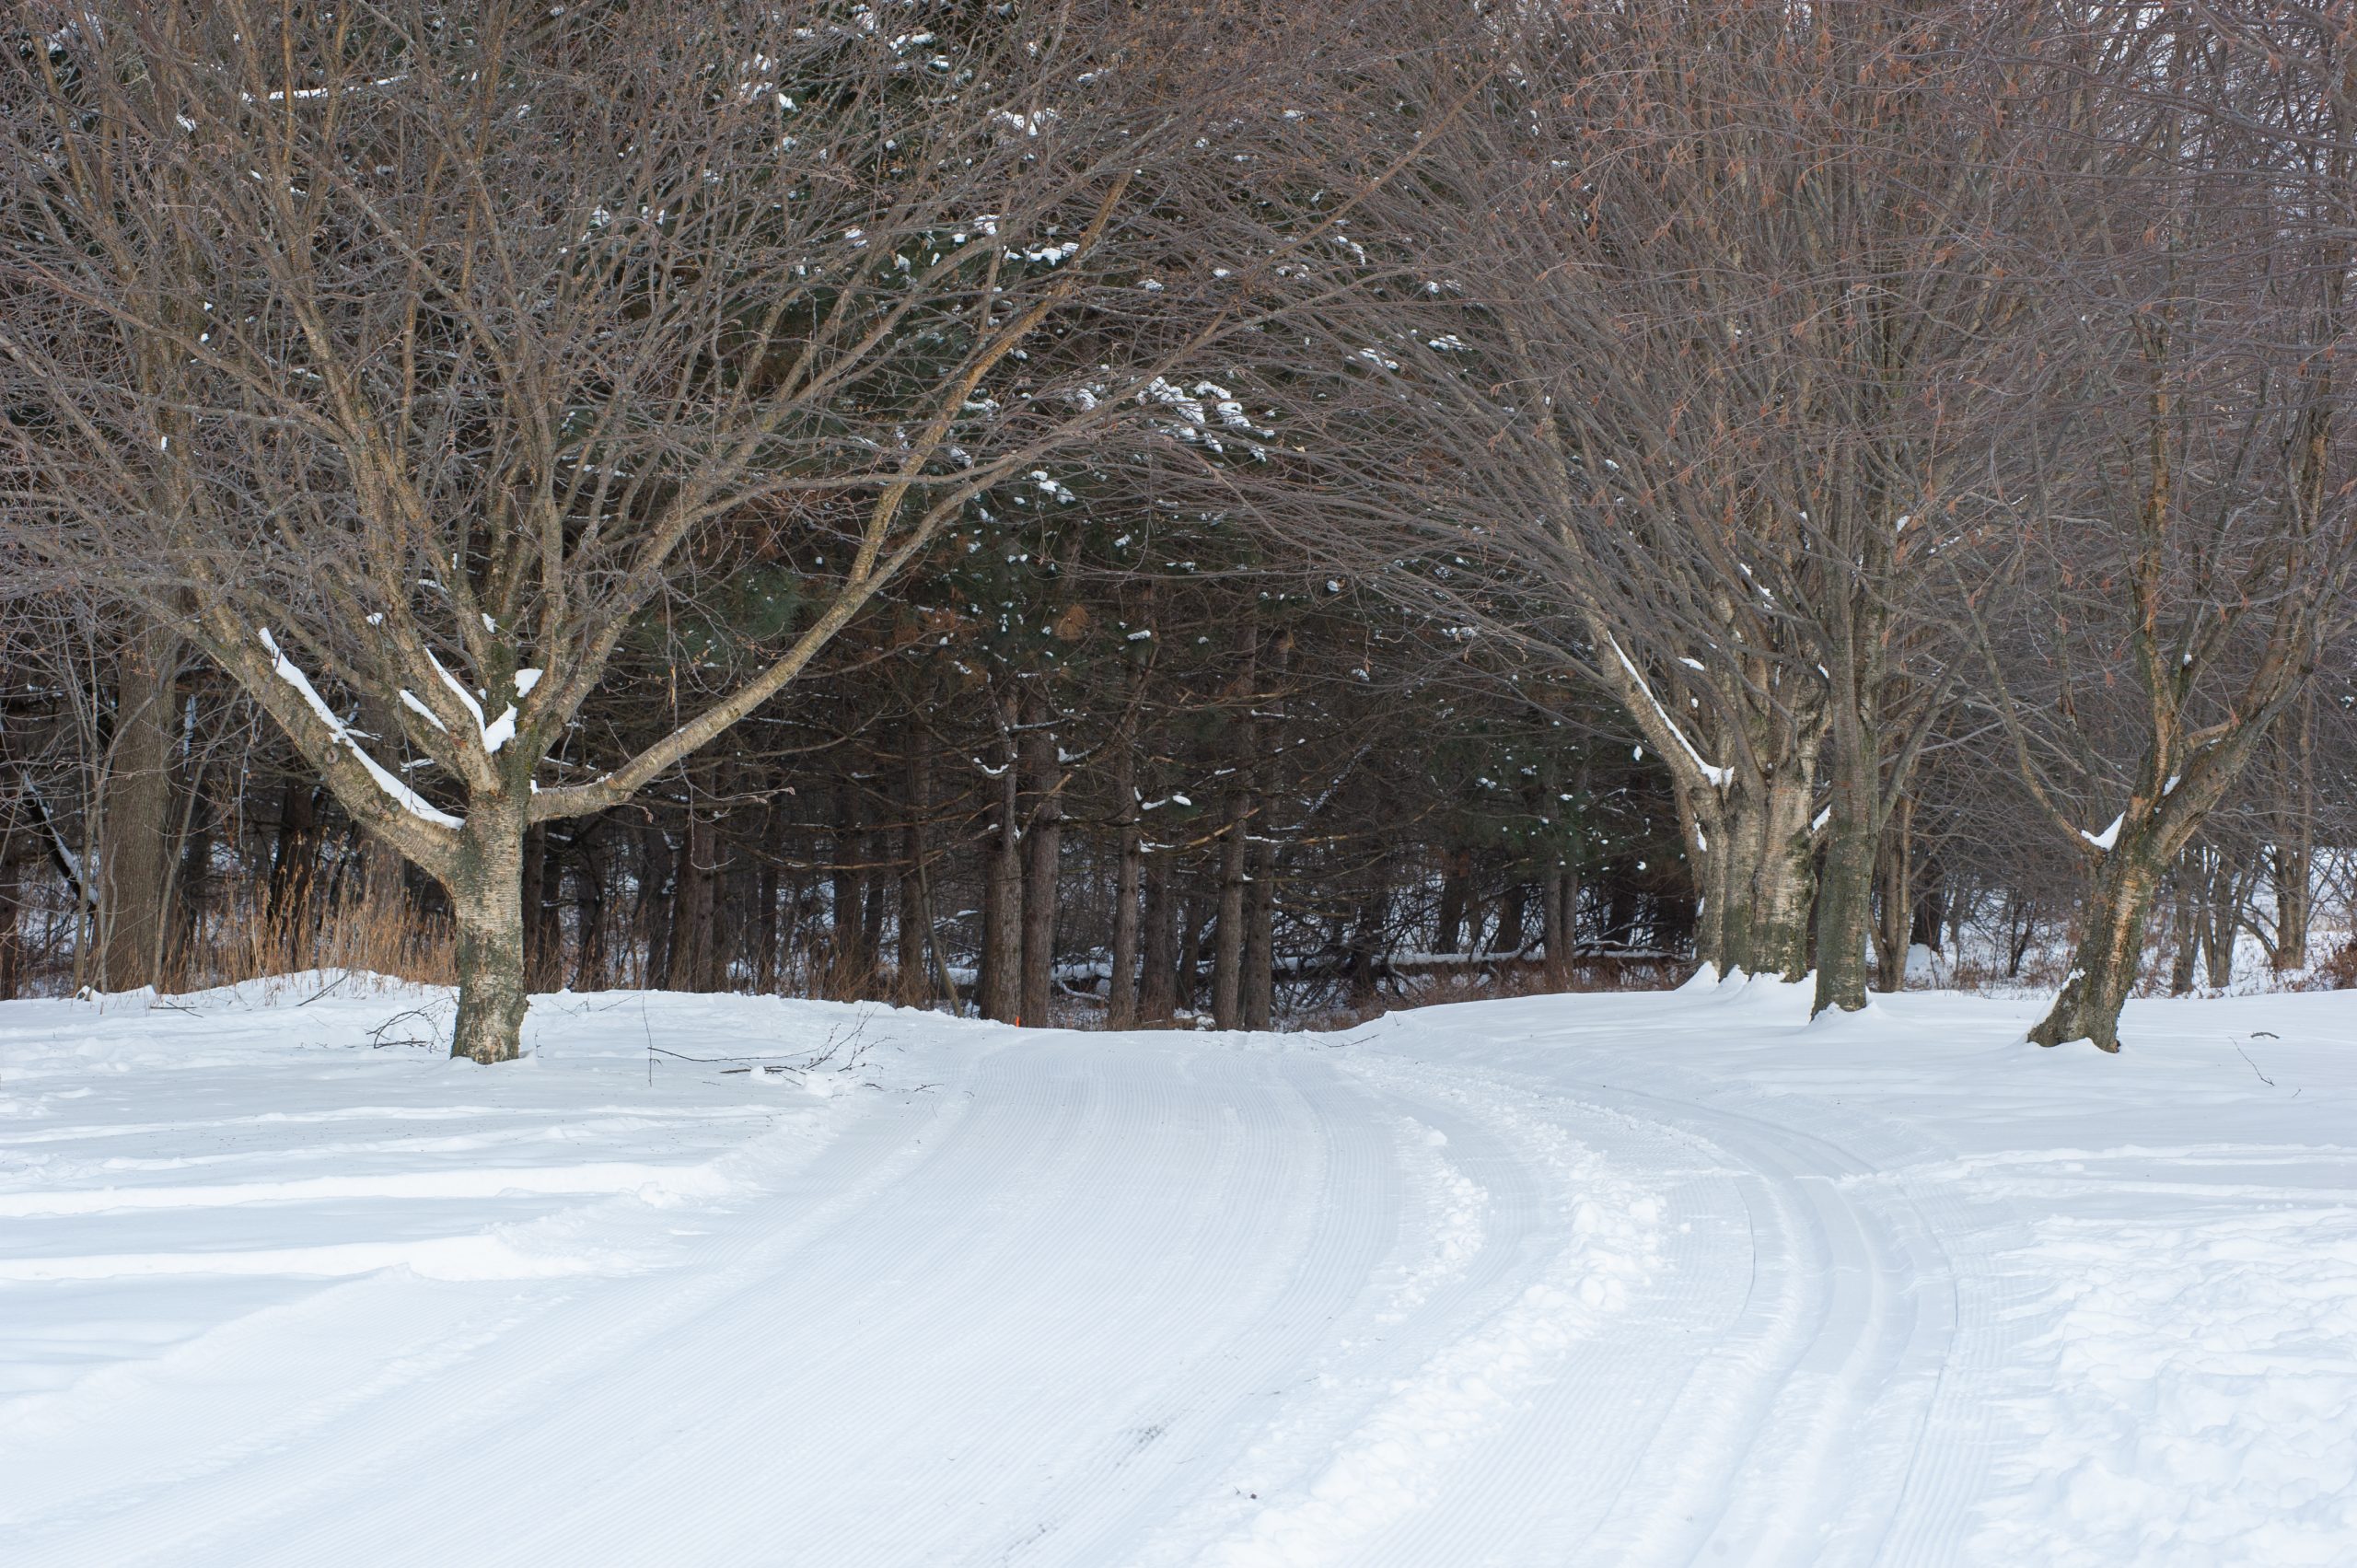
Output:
[
  {"left": 2027, "top": 830, "right": 2166, "bottom": 1053},
  {"left": 449, "top": 803, "right": 529, "bottom": 1064}
]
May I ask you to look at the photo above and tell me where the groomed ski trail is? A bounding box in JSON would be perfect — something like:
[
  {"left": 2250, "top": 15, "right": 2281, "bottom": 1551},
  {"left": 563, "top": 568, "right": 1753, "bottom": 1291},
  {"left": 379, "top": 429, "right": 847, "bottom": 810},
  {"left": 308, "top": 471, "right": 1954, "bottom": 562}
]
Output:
[{"left": 20, "top": 978, "right": 2342, "bottom": 1565}]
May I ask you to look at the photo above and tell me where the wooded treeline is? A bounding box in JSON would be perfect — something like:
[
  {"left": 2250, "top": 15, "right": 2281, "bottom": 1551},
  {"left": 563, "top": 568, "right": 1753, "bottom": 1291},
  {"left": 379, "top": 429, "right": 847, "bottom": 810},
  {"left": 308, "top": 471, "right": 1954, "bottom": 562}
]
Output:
[{"left": 3, "top": 0, "right": 2356, "bottom": 1057}]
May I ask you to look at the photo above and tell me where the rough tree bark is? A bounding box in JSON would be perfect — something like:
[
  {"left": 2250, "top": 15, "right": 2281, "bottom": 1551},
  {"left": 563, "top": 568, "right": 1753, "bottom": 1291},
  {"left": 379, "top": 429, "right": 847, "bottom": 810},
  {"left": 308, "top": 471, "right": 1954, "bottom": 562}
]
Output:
[
  {"left": 896, "top": 749, "right": 934, "bottom": 1008},
  {"left": 1872, "top": 796, "right": 1915, "bottom": 993},
  {"left": 1018, "top": 683, "right": 1062, "bottom": 1029},
  {"left": 1138, "top": 852, "right": 1178, "bottom": 1025},
  {"left": 1210, "top": 628, "right": 1260, "bottom": 1031},
  {"left": 979, "top": 706, "right": 1024, "bottom": 1024},
  {"left": 1106, "top": 714, "right": 1143, "bottom": 1029},
  {"left": 447, "top": 803, "right": 529, "bottom": 1068},
  {"left": 2268, "top": 693, "right": 2315, "bottom": 971},
  {"left": 1212, "top": 786, "right": 1250, "bottom": 1030},
  {"left": 97, "top": 621, "right": 181, "bottom": 990}
]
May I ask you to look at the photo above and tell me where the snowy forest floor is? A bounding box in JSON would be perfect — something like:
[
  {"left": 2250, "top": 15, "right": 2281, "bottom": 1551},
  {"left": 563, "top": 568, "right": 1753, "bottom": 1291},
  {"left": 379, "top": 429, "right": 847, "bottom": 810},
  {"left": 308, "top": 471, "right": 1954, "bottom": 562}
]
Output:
[{"left": 1, "top": 976, "right": 2351, "bottom": 1567}]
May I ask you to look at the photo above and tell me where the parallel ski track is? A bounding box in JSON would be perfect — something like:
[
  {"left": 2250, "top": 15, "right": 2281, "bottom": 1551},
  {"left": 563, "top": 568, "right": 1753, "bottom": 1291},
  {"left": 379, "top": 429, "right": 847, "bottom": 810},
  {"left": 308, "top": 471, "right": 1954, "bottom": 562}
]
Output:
[{"left": 6, "top": 1023, "right": 2029, "bottom": 1567}]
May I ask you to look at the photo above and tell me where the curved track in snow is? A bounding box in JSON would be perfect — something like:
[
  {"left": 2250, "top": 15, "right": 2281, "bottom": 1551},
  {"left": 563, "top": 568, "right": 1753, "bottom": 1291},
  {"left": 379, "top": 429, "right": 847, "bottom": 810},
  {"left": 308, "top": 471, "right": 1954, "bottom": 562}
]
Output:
[{"left": 0, "top": 985, "right": 2061, "bottom": 1568}]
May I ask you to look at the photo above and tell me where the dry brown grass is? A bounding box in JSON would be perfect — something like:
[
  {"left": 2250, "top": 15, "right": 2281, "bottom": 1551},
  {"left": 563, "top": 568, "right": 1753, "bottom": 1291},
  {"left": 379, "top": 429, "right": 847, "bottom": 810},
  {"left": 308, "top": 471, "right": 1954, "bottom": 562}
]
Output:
[{"left": 166, "top": 890, "right": 455, "bottom": 994}]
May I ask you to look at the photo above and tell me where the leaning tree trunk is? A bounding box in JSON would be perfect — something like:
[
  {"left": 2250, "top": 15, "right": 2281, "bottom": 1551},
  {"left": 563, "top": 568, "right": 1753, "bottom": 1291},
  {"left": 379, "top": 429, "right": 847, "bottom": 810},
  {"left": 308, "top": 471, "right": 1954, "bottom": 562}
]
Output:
[
  {"left": 2027, "top": 828, "right": 2167, "bottom": 1053},
  {"left": 448, "top": 802, "right": 530, "bottom": 1064}
]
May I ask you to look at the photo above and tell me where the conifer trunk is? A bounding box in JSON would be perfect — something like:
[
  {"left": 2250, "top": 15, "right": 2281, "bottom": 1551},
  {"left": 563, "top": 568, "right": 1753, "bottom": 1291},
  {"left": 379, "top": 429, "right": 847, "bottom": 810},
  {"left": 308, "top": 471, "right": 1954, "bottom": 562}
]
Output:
[
  {"left": 897, "top": 751, "right": 934, "bottom": 1007},
  {"left": 979, "top": 723, "right": 1023, "bottom": 1023},
  {"left": 1138, "top": 853, "right": 1177, "bottom": 1025},
  {"left": 1107, "top": 731, "right": 1142, "bottom": 1029},
  {"left": 1019, "top": 688, "right": 1062, "bottom": 1028},
  {"left": 1212, "top": 786, "right": 1249, "bottom": 1030},
  {"left": 1243, "top": 839, "right": 1276, "bottom": 1030},
  {"left": 1543, "top": 865, "right": 1577, "bottom": 985}
]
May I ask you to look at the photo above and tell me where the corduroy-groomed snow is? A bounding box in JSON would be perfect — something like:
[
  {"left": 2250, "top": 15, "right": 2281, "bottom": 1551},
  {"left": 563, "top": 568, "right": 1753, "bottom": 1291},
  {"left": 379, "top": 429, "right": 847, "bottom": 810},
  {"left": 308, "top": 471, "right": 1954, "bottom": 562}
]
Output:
[{"left": 3, "top": 976, "right": 2352, "bottom": 1566}]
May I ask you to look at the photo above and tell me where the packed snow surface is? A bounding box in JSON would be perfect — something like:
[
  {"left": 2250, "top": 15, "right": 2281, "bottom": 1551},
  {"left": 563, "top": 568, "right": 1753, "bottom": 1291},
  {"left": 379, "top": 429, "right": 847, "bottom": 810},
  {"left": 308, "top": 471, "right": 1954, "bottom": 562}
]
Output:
[{"left": 3, "top": 973, "right": 2353, "bottom": 1565}]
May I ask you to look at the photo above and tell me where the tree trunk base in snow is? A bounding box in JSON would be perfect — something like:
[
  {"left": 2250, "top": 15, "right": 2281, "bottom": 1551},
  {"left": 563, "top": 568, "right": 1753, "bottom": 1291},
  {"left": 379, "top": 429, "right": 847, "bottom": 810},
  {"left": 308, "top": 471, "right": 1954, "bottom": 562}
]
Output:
[
  {"left": 2027, "top": 981, "right": 2127, "bottom": 1054},
  {"left": 449, "top": 812, "right": 530, "bottom": 1064},
  {"left": 2027, "top": 849, "right": 2158, "bottom": 1055}
]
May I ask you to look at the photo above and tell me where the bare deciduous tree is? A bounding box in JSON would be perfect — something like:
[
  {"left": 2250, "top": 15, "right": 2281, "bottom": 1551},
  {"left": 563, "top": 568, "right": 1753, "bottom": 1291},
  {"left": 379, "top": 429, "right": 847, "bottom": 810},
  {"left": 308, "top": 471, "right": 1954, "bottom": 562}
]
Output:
[
  {"left": 1, "top": 0, "right": 1347, "bottom": 1058},
  {"left": 1968, "top": 4, "right": 2357, "bottom": 1051}
]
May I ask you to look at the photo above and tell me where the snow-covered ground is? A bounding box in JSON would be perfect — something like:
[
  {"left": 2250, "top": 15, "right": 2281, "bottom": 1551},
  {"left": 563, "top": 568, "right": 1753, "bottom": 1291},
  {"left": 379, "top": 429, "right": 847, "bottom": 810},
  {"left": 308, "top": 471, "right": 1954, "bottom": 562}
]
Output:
[{"left": 2, "top": 975, "right": 2351, "bottom": 1566}]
